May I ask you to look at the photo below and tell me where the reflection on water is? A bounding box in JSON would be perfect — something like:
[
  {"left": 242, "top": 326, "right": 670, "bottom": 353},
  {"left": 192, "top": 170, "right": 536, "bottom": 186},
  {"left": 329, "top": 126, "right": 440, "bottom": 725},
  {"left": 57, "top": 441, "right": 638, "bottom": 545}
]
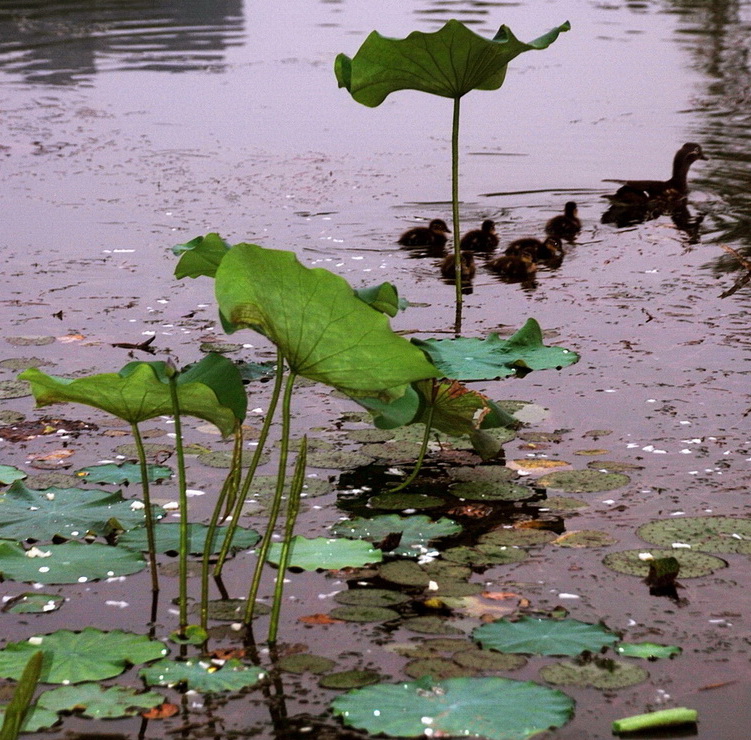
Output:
[{"left": 0, "top": 0, "right": 244, "bottom": 85}]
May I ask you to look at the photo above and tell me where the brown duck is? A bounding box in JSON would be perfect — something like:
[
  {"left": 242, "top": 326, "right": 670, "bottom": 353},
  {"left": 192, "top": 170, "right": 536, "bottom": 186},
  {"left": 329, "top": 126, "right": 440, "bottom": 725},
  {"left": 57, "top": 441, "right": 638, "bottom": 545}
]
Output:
[
  {"left": 398, "top": 218, "right": 451, "bottom": 248},
  {"left": 486, "top": 252, "right": 537, "bottom": 280},
  {"left": 439, "top": 251, "right": 476, "bottom": 280},
  {"left": 505, "top": 236, "right": 563, "bottom": 261},
  {"left": 545, "top": 201, "right": 581, "bottom": 240},
  {"left": 459, "top": 219, "right": 499, "bottom": 252}
]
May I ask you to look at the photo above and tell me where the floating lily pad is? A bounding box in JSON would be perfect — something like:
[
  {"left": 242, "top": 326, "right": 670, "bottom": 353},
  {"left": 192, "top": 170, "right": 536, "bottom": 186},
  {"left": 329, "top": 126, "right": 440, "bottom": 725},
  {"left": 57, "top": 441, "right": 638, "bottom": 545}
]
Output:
[
  {"left": 0, "top": 704, "right": 59, "bottom": 732},
  {"left": 359, "top": 441, "right": 424, "bottom": 461},
  {"left": 0, "top": 380, "right": 31, "bottom": 399},
  {"left": 443, "top": 545, "right": 528, "bottom": 567},
  {"left": 447, "top": 466, "right": 516, "bottom": 483},
  {"left": 449, "top": 481, "right": 533, "bottom": 502},
  {"left": 331, "top": 515, "right": 461, "bottom": 557},
  {"left": 0, "top": 465, "right": 26, "bottom": 485},
  {"left": 6, "top": 336, "right": 55, "bottom": 347},
  {"left": 334, "top": 589, "right": 410, "bottom": 608},
  {"left": 402, "top": 616, "right": 464, "bottom": 635},
  {"left": 199, "top": 341, "right": 244, "bottom": 354},
  {"left": 404, "top": 658, "right": 476, "bottom": 679},
  {"left": 2, "top": 592, "right": 65, "bottom": 614},
  {"left": 75, "top": 462, "right": 172, "bottom": 485},
  {"left": 191, "top": 598, "right": 271, "bottom": 621},
  {"left": 346, "top": 428, "right": 396, "bottom": 443},
  {"left": 119, "top": 522, "right": 259, "bottom": 556},
  {"left": 473, "top": 617, "right": 618, "bottom": 656},
  {"left": 586, "top": 460, "right": 643, "bottom": 472},
  {"left": 616, "top": 642, "right": 681, "bottom": 660},
  {"left": 430, "top": 580, "right": 485, "bottom": 597},
  {"left": 0, "top": 410, "right": 24, "bottom": 425},
  {"left": 637, "top": 516, "right": 751, "bottom": 554},
  {"left": 368, "top": 493, "right": 444, "bottom": 510},
  {"left": 278, "top": 654, "right": 336, "bottom": 674},
  {"left": 140, "top": 658, "right": 265, "bottom": 693},
  {"left": 0, "top": 480, "right": 160, "bottom": 541},
  {"left": 536, "top": 469, "right": 629, "bottom": 493},
  {"left": 0, "top": 628, "right": 168, "bottom": 683},
  {"left": 553, "top": 530, "right": 617, "bottom": 548},
  {"left": 452, "top": 649, "right": 527, "bottom": 671},
  {"left": 20, "top": 473, "right": 79, "bottom": 490},
  {"left": 602, "top": 549, "right": 727, "bottom": 578},
  {"left": 540, "top": 659, "right": 649, "bottom": 689},
  {"left": 0, "top": 357, "right": 52, "bottom": 370},
  {"left": 319, "top": 670, "right": 381, "bottom": 690},
  {"left": 306, "top": 449, "right": 376, "bottom": 469},
  {"left": 37, "top": 683, "right": 165, "bottom": 718},
  {"left": 267, "top": 536, "right": 382, "bottom": 571},
  {"left": 479, "top": 529, "right": 557, "bottom": 547},
  {"left": 507, "top": 459, "right": 571, "bottom": 475},
  {"left": 518, "top": 432, "right": 564, "bottom": 443},
  {"left": 197, "top": 449, "right": 269, "bottom": 468},
  {"left": 423, "top": 560, "right": 472, "bottom": 580},
  {"left": 530, "top": 496, "right": 588, "bottom": 511},
  {"left": 379, "top": 560, "right": 431, "bottom": 587},
  {"left": 331, "top": 675, "right": 574, "bottom": 739},
  {"left": 329, "top": 606, "right": 399, "bottom": 623},
  {"left": 0, "top": 540, "right": 145, "bottom": 584},
  {"left": 115, "top": 442, "right": 174, "bottom": 458}
]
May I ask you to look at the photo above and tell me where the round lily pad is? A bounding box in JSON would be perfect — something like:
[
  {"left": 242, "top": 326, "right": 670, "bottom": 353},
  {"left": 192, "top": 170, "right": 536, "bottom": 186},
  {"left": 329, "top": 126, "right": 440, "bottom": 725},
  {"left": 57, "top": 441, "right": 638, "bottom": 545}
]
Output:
[
  {"left": 37, "top": 683, "right": 165, "bottom": 718},
  {"left": 6, "top": 336, "right": 55, "bottom": 346},
  {"left": 329, "top": 606, "right": 399, "bottom": 623},
  {"left": 539, "top": 659, "right": 649, "bottom": 689},
  {"left": 423, "top": 560, "right": 472, "bottom": 580},
  {"left": 333, "top": 588, "right": 410, "bottom": 608},
  {"left": 0, "top": 357, "right": 52, "bottom": 370},
  {"left": 553, "top": 530, "right": 617, "bottom": 548},
  {"left": 602, "top": 549, "right": 727, "bottom": 578},
  {"left": 447, "top": 466, "right": 516, "bottom": 483},
  {"left": 197, "top": 449, "right": 269, "bottom": 468},
  {"left": 430, "top": 580, "right": 484, "bottom": 597},
  {"left": 75, "top": 462, "right": 172, "bottom": 484},
  {"left": 379, "top": 560, "right": 431, "bottom": 587},
  {"left": 115, "top": 442, "right": 174, "bottom": 457},
  {"left": 191, "top": 598, "right": 270, "bottom": 621},
  {"left": 319, "top": 670, "right": 381, "bottom": 689},
  {"left": 404, "top": 657, "right": 476, "bottom": 679},
  {"left": 507, "top": 459, "right": 570, "bottom": 474},
  {"left": 0, "top": 380, "right": 31, "bottom": 399},
  {"left": 267, "top": 536, "right": 382, "bottom": 570},
  {"left": 140, "top": 658, "right": 265, "bottom": 693},
  {"left": 306, "top": 449, "right": 375, "bottom": 469},
  {"left": 368, "top": 493, "right": 444, "bottom": 510},
  {"left": 452, "top": 649, "right": 527, "bottom": 671},
  {"left": 586, "top": 460, "right": 643, "bottom": 472},
  {"left": 2, "top": 592, "right": 65, "bottom": 614},
  {"left": 537, "top": 469, "right": 629, "bottom": 493},
  {"left": 402, "top": 616, "right": 464, "bottom": 635},
  {"left": 346, "top": 428, "right": 396, "bottom": 443},
  {"left": 443, "top": 545, "right": 528, "bottom": 567},
  {"left": 530, "top": 496, "right": 588, "bottom": 511},
  {"left": 360, "top": 442, "right": 424, "bottom": 461},
  {"left": 119, "top": 523, "right": 260, "bottom": 556},
  {"left": 278, "top": 654, "right": 336, "bottom": 674},
  {"left": 449, "top": 481, "right": 533, "bottom": 502},
  {"left": 0, "top": 410, "right": 24, "bottom": 425},
  {"left": 0, "top": 704, "right": 59, "bottom": 732},
  {"left": 479, "top": 529, "right": 557, "bottom": 547},
  {"left": 637, "top": 516, "right": 751, "bottom": 554}
]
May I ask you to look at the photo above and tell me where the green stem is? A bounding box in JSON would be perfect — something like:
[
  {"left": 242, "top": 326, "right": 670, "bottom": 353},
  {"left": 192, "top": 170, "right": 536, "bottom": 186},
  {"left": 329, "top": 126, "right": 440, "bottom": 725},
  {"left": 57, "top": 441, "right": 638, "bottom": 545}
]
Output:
[
  {"left": 214, "top": 348, "right": 285, "bottom": 578},
  {"left": 389, "top": 402, "right": 435, "bottom": 493},
  {"left": 267, "top": 436, "right": 306, "bottom": 646},
  {"left": 612, "top": 708, "right": 698, "bottom": 734},
  {"left": 131, "top": 422, "right": 159, "bottom": 594},
  {"left": 451, "top": 95, "right": 462, "bottom": 336},
  {"left": 243, "top": 370, "right": 297, "bottom": 627},
  {"left": 167, "top": 373, "right": 189, "bottom": 637}
]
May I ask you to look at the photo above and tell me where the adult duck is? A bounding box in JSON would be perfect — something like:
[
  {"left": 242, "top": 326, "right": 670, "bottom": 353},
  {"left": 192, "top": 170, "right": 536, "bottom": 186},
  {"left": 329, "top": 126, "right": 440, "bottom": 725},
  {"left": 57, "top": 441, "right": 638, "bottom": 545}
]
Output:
[
  {"left": 460, "top": 219, "right": 499, "bottom": 252},
  {"left": 398, "top": 218, "right": 451, "bottom": 248},
  {"left": 486, "top": 252, "right": 537, "bottom": 281},
  {"left": 505, "top": 236, "right": 563, "bottom": 261},
  {"left": 439, "top": 251, "right": 476, "bottom": 281},
  {"left": 545, "top": 201, "right": 581, "bottom": 240}
]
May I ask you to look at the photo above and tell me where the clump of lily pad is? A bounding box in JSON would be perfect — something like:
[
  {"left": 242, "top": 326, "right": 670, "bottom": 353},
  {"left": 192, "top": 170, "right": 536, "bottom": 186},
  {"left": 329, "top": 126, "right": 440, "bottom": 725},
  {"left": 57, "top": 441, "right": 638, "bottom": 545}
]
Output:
[
  {"left": 602, "top": 549, "right": 727, "bottom": 578},
  {"left": 637, "top": 516, "right": 751, "bottom": 554},
  {"left": 536, "top": 469, "right": 630, "bottom": 493}
]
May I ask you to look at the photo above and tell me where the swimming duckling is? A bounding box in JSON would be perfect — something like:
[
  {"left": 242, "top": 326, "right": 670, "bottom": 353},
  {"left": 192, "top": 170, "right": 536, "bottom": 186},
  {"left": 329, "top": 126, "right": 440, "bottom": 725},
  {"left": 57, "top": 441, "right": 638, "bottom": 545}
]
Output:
[
  {"left": 439, "top": 251, "right": 476, "bottom": 281},
  {"left": 398, "top": 218, "right": 451, "bottom": 248},
  {"left": 486, "top": 252, "right": 537, "bottom": 281},
  {"left": 545, "top": 201, "right": 581, "bottom": 241},
  {"left": 459, "top": 219, "right": 499, "bottom": 253},
  {"left": 505, "top": 236, "right": 563, "bottom": 261}
]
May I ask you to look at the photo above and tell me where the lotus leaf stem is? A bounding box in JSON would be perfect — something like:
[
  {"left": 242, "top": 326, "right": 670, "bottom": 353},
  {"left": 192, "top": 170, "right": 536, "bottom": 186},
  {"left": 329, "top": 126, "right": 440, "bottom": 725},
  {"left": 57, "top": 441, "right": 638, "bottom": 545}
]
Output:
[
  {"left": 612, "top": 707, "right": 698, "bottom": 734},
  {"left": 389, "top": 403, "right": 435, "bottom": 492},
  {"left": 451, "top": 94, "right": 462, "bottom": 336},
  {"left": 130, "top": 422, "right": 160, "bottom": 594}
]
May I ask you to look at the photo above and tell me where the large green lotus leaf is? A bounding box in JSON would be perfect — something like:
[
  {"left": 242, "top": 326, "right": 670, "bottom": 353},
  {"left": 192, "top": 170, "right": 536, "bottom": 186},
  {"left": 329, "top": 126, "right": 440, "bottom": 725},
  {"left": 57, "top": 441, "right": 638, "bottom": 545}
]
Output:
[
  {"left": 37, "top": 683, "right": 165, "bottom": 718},
  {"left": 637, "top": 516, "right": 751, "bottom": 554},
  {"left": 473, "top": 617, "right": 618, "bottom": 656},
  {"left": 140, "top": 658, "right": 265, "bottom": 693},
  {"left": 0, "top": 541, "right": 145, "bottom": 584},
  {"left": 214, "top": 244, "right": 439, "bottom": 400},
  {"left": 331, "top": 675, "right": 574, "bottom": 739},
  {"left": 336, "top": 19, "right": 571, "bottom": 107},
  {"left": 0, "top": 480, "right": 161, "bottom": 541},
  {"left": 0, "top": 465, "right": 25, "bottom": 485},
  {"left": 75, "top": 461, "right": 172, "bottom": 485},
  {"left": 118, "top": 522, "right": 259, "bottom": 555},
  {"left": 354, "top": 385, "right": 422, "bottom": 429},
  {"left": 413, "top": 319, "right": 579, "bottom": 381},
  {"left": 331, "top": 515, "right": 461, "bottom": 557},
  {"left": 267, "top": 536, "right": 382, "bottom": 571},
  {"left": 19, "top": 353, "right": 246, "bottom": 436},
  {"left": 173, "top": 232, "right": 231, "bottom": 279},
  {"left": 0, "top": 628, "right": 168, "bottom": 683}
]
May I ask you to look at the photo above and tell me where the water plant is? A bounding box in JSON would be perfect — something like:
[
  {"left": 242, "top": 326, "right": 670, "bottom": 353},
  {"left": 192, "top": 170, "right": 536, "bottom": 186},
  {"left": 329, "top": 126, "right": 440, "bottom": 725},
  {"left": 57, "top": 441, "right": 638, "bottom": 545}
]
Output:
[{"left": 336, "top": 19, "right": 570, "bottom": 329}]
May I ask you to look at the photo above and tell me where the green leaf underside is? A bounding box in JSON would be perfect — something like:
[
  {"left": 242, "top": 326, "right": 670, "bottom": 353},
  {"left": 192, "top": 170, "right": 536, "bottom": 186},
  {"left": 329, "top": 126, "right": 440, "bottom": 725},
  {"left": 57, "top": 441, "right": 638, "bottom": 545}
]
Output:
[
  {"left": 140, "top": 658, "right": 265, "bottom": 693},
  {"left": 37, "top": 683, "right": 165, "bottom": 718},
  {"left": 19, "top": 353, "right": 246, "bottom": 437},
  {"left": 413, "top": 320, "right": 578, "bottom": 381},
  {"left": 473, "top": 617, "right": 618, "bottom": 656},
  {"left": 0, "top": 540, "right": 145, "bottom": 584},
  {"left": 336, "top": 19, "right": 571, "bottom": 106},
  {"left": 332, "top": 676, "right": 574, "bottom": 739},
  {"left": 0, "top": 629, "right": 168, "bottom": 683},
  {"left": 0, "top": 480, "right": 160, "bottom": 541},
  {"left": 173, "top": 233, "right": 231, "bottom": 279},
  {"left": 266, "top": 536, "right": 383, "bottom": 570},
  {"left": 616, "top": 642, "right": 681, "bottom": 659},
  {"left": 118, "top": 522, "right": 260, "bottom": 555},
  {"left": 214, "top": 244, "right": 439, "bottom": 401}
]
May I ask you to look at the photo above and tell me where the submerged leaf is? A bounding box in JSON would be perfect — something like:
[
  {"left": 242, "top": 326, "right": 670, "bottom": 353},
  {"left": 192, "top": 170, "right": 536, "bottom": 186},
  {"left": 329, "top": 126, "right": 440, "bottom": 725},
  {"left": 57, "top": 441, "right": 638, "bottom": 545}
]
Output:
[{"left": 540, "top": 659, "right": 649, "bottom": 689}]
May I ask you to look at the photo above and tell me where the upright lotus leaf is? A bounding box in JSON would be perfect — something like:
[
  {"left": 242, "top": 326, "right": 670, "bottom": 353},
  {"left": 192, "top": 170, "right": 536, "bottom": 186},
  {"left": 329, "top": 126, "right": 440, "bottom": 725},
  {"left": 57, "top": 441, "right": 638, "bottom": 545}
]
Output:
[
  {"left": 413, "top": 319, "right": 580, "bottom": 381},
  {"left": 214, "top": 244, "right": 439, "bottom": 400},
  {"left": 412, "top": 379, "right": 496, "bottom": 436},
  {"left": 353, "top": 282, "right": 403, "bottom": 317},
  {"left": 335, "top": 19, "right": 571, "bottom": 107},
  {"left": 172, "top": 232, "right": 231, "bottom": 279},
  {"left": 19, "top": 353, "right": 245, "bottom": 436}
]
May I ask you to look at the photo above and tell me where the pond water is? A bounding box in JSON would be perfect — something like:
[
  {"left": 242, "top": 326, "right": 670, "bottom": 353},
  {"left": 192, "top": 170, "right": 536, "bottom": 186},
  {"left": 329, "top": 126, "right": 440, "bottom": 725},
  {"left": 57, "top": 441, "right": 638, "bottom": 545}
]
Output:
[{"left": 1, "top": 0, "right": 751, "bottom": 738}]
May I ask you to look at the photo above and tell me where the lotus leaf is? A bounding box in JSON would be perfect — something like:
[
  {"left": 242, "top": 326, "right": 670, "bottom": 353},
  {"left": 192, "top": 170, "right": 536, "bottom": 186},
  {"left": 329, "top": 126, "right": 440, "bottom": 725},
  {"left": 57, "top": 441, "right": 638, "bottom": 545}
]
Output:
[
  {"left": 404, "top": 658, "right": 475, "bottom": 680},
  {"left": 602, "top": 549, "right": 727, "bottom": 578},
  {"left": 0, "top": 466, "right": 25, "bottom": 485},
  {"left": 0, "top": 704, "right": 58, "bottom": 733},
  {"left": 0, "top": 480, "right": 161, "bottom": 541},
  {"left": 214, "top": 244, "right": 439, "bottom": 400},
  {"left": 379, "top": 560, "right": 431, "bottom": 587},
  {"left": 335, "top": 20, "right": 570, "bottom": 106},
  {"left": 402, "top": 616, "right": 464, "bottom": 635},
  {"left": 452, "top": 649, "right": 527, "bottom": 671},
  {"left": 2, "top": 593, "right": 64, "bottom": 615},
  {"left": 140, "top": 658, "right": 265, "bottom": 693},
  {"left": 540, "top": 659, "right": 649, "bottom": 689},
  {"left": 616, "top": 642, "right": 681, "bottom": 659},
  {"left": 172, "top": 232, "right": 231, "bottom": 279},
  {"left": 449, "top": 480, "right": 533, "bottom": 502},
  {"left": 118, "top": 522, "right": 259, "bottom": 555},
  {"left": 367, "top": 493, "right": 444, "bottom": 510},
  {"left": 0, "top": 540, "right": 145, "bottom": 584},
  {"left": 637, "top": 516, "right": 751, "bottom": 554},
  {"left": 443, "top": 545, "right": 528, "bottom": 567},
  {"left": 329, "top": 606, "right": 399, "bottom": 623},
  {"left": 353, "top": 282, "right": 402, "bottom": 317},
  {"left": 447, "top": 465, "right": 516, "bottom": 483},
  {"left": 319, "top": 670, "right": 380, "bottom": 689},
  {"left": 75, "top": 461, "right": 172, "bottom": 484},
  {"left": 473, "top": 617, "right": 618, "bottom": 656},
  {"left": 37, "top": 683, "right": 165, "bottom": 718},
  {"left": 266, "top": 536, "right": 382, "bottom": 571},
  {"left": 537, "top": 469, "right": 630, "bottom": 493},
  {"left": 553, "top": 530, "right": 618, "bottom": 548},
  {"left": 331, "top": 675, "right": 574, "bottom": 739},
  {"left": 333, "top": 588, "right": 410, "bottom": 608},
  {"left": 0, "top": 628, "right": 168, "bottom": 683},
  {"left": 479, "top": 529, "right": 557, "bottom": 547}
]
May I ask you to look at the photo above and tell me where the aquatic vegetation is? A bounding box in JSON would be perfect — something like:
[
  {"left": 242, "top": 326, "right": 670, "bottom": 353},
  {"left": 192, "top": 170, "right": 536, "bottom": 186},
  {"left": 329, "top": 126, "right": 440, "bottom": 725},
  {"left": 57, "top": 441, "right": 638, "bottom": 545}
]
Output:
[{"left": 0, "top": 651, "right": 42, "bottom": 740}]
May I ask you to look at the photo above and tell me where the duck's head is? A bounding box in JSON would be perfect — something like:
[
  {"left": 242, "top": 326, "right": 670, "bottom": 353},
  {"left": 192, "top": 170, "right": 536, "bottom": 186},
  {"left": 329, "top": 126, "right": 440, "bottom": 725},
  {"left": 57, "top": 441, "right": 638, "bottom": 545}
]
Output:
[
  {"left": 430, "top": 219, "right": 451, "bottom": 233},
  {"left": 481, "top": 219, "right": 496, "bottom": 233},
  {"left": 677, "top": 142, "right": 708, "bottom": 167},
  {"left": 563, "top": 201, "right": 578, "bottom": 217}
]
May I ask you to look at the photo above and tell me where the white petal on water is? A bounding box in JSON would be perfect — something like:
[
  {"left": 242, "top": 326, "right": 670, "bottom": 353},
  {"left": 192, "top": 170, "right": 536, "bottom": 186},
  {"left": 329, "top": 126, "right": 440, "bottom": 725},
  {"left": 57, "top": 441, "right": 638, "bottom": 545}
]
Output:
[
  {"left": 105, "top": 600, "right": 129, "bottom": 608},
  {"left": 671, "top": 543, "right": 691, "bottom": 549},
  {"left": 558, "top": 593, "right": 580, "bottom": 599},
  {"left": 638, "top": 552, "right": 655, "bottom": 561},
  {"left": 26, "top": 547, "right": 52, "bottom": 559}
]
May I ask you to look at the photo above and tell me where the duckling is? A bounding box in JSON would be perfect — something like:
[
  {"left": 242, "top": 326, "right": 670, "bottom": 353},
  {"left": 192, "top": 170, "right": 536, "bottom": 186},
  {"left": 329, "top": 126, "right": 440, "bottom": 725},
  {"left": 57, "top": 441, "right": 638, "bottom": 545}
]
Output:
[
  {"left": 505, "top": 236, "right": 563, "bottom": 261},
  {"left": 398, "top": 218, "right": 451, "bottom": 248},
  {"left": 487, "top": 252, "right": 537, "bottom": 281},
  {"left": 439, "top": 251, "right": 476, "bottom": 281},
  {"left": 545, "top": 201, "right": 581, "bottom": 241},
  {"left": 460, "top": 219, "right": 499, "bottom": 253}
]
